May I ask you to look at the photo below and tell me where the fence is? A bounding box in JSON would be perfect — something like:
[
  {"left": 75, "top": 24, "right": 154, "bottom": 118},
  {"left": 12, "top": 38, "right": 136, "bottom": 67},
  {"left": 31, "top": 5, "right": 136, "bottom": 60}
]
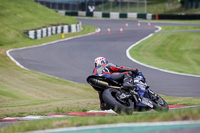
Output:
[
  {"left": 34, "top": 0, "right": 147, "bottom": 13},
  {"left": 183, "top": 0, "right": 200, "bottom": 9}
]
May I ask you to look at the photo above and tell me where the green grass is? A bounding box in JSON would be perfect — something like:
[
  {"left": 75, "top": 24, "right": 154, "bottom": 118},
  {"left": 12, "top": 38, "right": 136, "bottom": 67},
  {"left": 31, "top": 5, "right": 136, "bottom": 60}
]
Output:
[
  {"left": 0, "top": 0, "right": 200, "bottom": 132},
  {"left": 0, "top": 0, "right": 98, "bottom": 118},
  {"left": 160, "top": 95, "right": 200, "bottom": 106},
  {"left": 161, "top": 26, "right": 200, "bottom": 31},
  {"left": 0, "top": 0, "right": 78, "bottom": 48},
  {"left": 95, "top": 1, "right": 145, "bottom": 13},
  {"left": 147, "top": 0, "right": 200, "bottom": 14},
  {"left": 130, "top": 27, "right": 200, "bottom": 76},
  {"left": 1, "top": 107, "right": 200, "bottom": 133},
  {"left": 94, "top": 0, "right": 200, "bottom": 14}
]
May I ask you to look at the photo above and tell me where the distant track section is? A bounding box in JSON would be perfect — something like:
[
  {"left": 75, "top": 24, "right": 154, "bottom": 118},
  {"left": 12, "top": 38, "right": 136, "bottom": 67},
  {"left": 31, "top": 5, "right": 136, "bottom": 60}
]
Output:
[{"left": 8, "top": 18, "right": 200, "bottom": 97}]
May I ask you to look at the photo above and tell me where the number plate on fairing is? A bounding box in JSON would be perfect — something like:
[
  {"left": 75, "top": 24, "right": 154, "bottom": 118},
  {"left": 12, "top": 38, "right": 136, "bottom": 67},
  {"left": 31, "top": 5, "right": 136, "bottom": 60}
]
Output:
[{"left": 141, "top": 97, "right": 153, "bottom": 108}]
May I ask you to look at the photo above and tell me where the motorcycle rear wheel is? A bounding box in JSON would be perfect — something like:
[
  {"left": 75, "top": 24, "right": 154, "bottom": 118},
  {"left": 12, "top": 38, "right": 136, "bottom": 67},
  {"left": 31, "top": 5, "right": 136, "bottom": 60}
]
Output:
[{"left": 102, "top": 88, "right": 134, "bottom": 114}]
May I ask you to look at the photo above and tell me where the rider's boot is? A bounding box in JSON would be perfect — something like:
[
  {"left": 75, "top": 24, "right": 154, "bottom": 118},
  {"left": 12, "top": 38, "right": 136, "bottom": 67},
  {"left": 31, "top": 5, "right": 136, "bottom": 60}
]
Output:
[
  {"left": 123, "top": 76, "right": 136, "bottom": 90},
  {"left": 100, "top": 102, "right": 108, "bottom": 110},
  {"left": 98, "top": 91, "right": 108, "bottom": 110}
]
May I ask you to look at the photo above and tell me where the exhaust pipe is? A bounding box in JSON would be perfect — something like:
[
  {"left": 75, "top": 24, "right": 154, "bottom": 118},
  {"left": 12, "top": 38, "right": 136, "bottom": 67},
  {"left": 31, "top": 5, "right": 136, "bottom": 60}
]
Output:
[{"left": 88, "top": 78, "right": 109, "bottom": 89}]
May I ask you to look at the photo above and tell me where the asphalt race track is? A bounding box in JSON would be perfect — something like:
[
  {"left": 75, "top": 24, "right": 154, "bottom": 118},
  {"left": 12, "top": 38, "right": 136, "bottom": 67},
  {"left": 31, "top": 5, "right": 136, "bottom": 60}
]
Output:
[{"left": 9, "top": 18, "right": 200, "bottom": 97}]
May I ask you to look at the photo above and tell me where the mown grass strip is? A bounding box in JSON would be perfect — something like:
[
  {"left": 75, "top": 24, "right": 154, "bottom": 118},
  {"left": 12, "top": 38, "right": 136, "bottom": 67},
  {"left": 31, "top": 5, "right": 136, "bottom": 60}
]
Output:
[
  {"left": 1, "top": 107, "right": 200, "bottom": 133},
  {"left": 94, "top": 0, "right": 200, "bottom": 14},
  {"left": 0, "top": 0, "right": 78, "bottom": 48},
  {"left": 161, "top": 26, "right": 200, "bottom": 31},
  {"left": 0, "top": 0, "right": 200, "bottom": 130},
  {"left": 0, "top": 0, "right": 98, "bottom": 118},
  {"left": 129, "top": 30, "right": 200, "bottom": 76}
]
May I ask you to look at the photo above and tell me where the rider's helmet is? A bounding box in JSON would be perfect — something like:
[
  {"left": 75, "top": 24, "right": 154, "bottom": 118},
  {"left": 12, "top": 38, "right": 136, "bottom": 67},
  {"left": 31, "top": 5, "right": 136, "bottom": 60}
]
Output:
[{"left": 94, "top": 57, "right": 108, "bottom": 67}]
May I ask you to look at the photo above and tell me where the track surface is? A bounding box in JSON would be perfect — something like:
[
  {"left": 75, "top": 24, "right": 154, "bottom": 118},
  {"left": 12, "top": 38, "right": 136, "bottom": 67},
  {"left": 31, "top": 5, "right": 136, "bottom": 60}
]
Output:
[{"left": 9, "top": 18, "right": 200, "bottom": 97}]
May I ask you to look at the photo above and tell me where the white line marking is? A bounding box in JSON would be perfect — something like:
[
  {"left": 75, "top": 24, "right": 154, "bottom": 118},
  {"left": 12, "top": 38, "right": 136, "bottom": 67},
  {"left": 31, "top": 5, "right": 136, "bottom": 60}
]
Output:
[
  {"left": 6, "top": 23, "right": 200, "bottom": 79},
  {"left": 26, "top": 120, "right": 200, "bottom": 133},
  {"left": 6, "top": 31, "right": 96, "bottom": 84},
  {"left": 6, "top": 31, "right": 95, "bottom": 68},
  {"left": 6, "top": 49, "right": 29, "bottom": 70},
  {"left": 126, "top": 26, "right": 200, "bottom": 78}
]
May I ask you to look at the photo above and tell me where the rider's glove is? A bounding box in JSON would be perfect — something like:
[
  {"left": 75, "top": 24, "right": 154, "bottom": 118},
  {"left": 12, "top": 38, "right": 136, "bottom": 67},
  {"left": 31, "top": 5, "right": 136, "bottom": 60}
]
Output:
[{"left": 132, "top": 68, "right": 138, "bottom": 74}]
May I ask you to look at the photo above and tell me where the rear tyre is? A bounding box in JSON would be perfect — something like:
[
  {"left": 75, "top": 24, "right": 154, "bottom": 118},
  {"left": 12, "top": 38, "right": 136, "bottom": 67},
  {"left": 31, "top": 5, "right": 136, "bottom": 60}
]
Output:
[{"left": 102, "top": 88, "right": 134, "bottom": 114}]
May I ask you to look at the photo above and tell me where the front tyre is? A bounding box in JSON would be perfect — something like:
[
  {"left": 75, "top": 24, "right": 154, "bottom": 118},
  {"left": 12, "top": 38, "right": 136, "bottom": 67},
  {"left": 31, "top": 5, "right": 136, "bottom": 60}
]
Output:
[
  {"left": 102, "top": 88, "right": 134, "bottom": 114},
  {"left": 152, "top": 95, "right": 169, "bottom": 112}
]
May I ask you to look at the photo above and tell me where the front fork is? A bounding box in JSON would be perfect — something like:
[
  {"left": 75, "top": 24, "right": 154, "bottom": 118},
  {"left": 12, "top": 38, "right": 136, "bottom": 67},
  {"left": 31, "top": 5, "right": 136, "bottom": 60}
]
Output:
[
  {"left": 148, "top": 89, "right": 159, "bottom": 102},
  {"left": 129, "top": 89, "right": 141, "bottom": 103}
]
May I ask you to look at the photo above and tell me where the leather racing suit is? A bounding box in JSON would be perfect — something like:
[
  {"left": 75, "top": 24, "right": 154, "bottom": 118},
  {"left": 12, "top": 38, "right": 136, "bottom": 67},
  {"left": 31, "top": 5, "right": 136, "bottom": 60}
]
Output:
[{"left": 92, "top": 63, "right": 138, "bottom": 110}]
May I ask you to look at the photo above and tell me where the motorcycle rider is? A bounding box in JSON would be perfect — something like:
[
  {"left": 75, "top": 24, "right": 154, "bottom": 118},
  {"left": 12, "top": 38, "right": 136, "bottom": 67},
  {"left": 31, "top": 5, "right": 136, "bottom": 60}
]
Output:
[{"left": 92, "top": 57, "right": 139, "bottom": 110}]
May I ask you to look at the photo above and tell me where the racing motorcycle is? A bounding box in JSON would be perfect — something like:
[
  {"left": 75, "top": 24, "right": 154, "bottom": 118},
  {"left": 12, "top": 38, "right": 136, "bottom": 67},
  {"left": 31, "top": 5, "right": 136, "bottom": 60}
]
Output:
[{"left": 87, "top": 72, "right": 169, "bottom": 114}]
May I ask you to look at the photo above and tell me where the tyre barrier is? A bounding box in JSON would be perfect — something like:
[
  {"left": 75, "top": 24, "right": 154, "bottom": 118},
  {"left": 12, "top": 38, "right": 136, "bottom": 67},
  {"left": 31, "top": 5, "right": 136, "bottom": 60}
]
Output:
[
  {"left": 58, "top": 10, "right": 153, "bottom": 20},
  {"left": 23, "top": 22, "right": 82, "bottom": 39},
  {"left": 58, "top": 11, "right": 200, "bottom": 20},
  {"left": 155, "top": 14, "right": 200, "bottom": 20}
]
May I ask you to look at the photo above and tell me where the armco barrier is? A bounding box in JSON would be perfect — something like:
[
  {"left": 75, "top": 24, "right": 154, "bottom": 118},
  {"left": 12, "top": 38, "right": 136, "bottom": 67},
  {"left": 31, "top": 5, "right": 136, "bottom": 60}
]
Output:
[
  {"left": 157, "top": 14, "right": 200, "bottom": 20},
  {"left": 24, "top": 22, "right": 82, "bottom": 39},
  {"left": 58, "top": 11, "right": 152, "bottom": 20},
  {"left": 58, "top": 11, "right": 200, "bottom": 20}
]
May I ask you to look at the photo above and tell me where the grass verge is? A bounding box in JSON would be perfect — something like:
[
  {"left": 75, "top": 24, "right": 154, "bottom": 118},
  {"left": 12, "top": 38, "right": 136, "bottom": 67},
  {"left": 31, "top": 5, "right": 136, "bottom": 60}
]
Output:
[
  {"left": 161, "top": 26, "right": 200, "bottom": 31},
  {"left": 0, "top": 24, "right": 98, "bottom": 119},
  {"left": 129, "top": 26, "right": 200, "bottom": 76},
  {"left": 1, "top": 107, "right": 200, "bottom": 133},
  {"left": 94, "top": 0, "right": 200, "bottom": 14},
  {"left": 0, "top": 0, "right": 98, "bottom": 118},
  {"left": 0, "top": 0, "right": 78, "bottom": 49},
  {"left": 0, "top": 0, "right": 200, "bottom": 131}
]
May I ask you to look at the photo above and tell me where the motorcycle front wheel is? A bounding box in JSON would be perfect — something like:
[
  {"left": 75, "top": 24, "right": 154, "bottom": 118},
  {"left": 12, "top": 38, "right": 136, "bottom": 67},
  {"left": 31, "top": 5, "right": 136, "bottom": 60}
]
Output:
[
  {"left": 152, "top": 95, "right": 169, "bottom": 112},
  {"left": 102, "top": 88, "right": 134, "bottom": 114}
]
